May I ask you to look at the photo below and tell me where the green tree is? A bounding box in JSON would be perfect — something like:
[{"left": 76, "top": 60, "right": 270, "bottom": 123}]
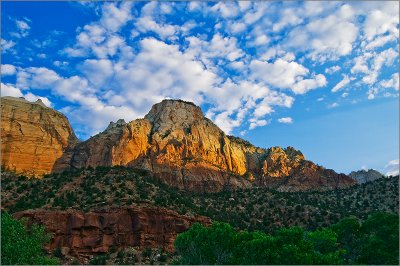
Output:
[
  {"left": 1, "top": 212, "right": 58, "bottom": 265},
  {"left": 358, "top": 212, "right": 399, "bottom": 265},
  {"left": 174, "top": 222, "right": 237, "bottom": 264}
]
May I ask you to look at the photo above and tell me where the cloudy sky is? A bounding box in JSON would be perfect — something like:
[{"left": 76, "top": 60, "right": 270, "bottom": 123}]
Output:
[{"left": 1, "top": 1, "right": 399, "bottom": 175}]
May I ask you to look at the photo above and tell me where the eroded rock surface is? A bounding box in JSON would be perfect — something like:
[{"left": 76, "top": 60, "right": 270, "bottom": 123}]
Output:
[
  {"left": 1, "top": 97, "right": 78, "bottom": 176},
  {"left": 14, "top": 206, "right": 211, "bottom": 256},
  {"left": 2, "top": 97, "right": 355, "bottom": 191}
]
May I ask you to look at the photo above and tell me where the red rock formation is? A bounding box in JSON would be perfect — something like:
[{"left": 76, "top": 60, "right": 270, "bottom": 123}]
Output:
[{"left": 13, "top": 206, "right": 211, "bottom": 256}]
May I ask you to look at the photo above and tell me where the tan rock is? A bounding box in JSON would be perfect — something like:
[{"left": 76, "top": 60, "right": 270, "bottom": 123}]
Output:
[{"left": 1, "top": 96, "right": 78, "bottom": 176}]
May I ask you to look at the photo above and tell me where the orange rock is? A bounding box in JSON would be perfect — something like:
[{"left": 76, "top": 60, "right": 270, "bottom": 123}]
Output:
[
  {"left": 2, "top": 97, "right": 355, "bottom": 191},
  {"left": 1, "top": 97, "right": 78, "bottom": 176}
]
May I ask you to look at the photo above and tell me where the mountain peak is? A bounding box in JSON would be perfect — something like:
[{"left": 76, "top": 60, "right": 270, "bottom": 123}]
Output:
[{"left": 144, "top": 99, "right": 205, "bottom": 132}]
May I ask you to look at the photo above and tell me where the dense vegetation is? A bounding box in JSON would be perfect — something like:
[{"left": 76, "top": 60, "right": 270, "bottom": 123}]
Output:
[
  {"left": 174, "top": 212, "right": 399, "bottom": 265},
  {"left": 1, "top": 212, "right": 58, "bottom": 265},
  {"left": 2, "top": 167, "right": 398, "bottom": 232}
]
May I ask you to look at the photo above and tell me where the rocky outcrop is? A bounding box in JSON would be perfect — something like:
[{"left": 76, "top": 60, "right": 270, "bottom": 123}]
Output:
[
  {"left": 68, "top": 100, "right": 355, "bottom": 191},
  {"left": 349, "top": 169, "right": 384, "bottom": 183},
  {"left": 2, "top": 97, "right": 355, "bottom": 191},
  {"left": 70, "top": 100, "right": 265, "bottom": 192},
  {"left": 13, "top": 206, "right": 211, "bottom": 256},
  {"left": 1, "top": 97, "right": 78, "bottom": 176},
  {"left": 259, "top": 147, "right": 355, "bottom": 191}
]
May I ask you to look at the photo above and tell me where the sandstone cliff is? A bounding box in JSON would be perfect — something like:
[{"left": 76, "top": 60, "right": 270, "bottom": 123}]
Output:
[
  {"left": 1, "top": 97, "right": 355, "bottom": 191},
  {"left": 13, "top": 206, "right": 211, "bottom": 256},
  {"left": 69, "top": 99, "right": 355, "bottom": 191},
  {"left": 1, "top": 97, "right": 78, "bottom": 176}
]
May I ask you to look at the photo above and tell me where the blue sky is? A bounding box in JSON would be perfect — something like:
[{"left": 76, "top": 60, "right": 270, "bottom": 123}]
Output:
[{"left": 1, "top": 1, "right": 399, "bottom": 175}]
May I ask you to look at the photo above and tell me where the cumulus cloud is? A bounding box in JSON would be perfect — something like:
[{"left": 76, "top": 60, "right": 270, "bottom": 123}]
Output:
[
  {"left": 1, "top": 83, "right": 23, "bottom": 97},
  {"left": 100, "top": 2, "right": 132, "bottom": 32},
  {"left": 135, "top": 16, "right": 178, "bottom": 40},
  {"left": 250, "top": 58, "right": 326, "bottom": 94},
  {"left": 286, "top": 4, "right": 359, "bottom": 61},
  {"left": 278, "top": 117, "right": 293, "bottom": 124},
  {"left": 249, "top": 119, "right": 269, "bottom": 130},
  {"left": 363, "top": 7, "right": 399, "bottom": 41},
  {"left": 3, "top": 1, "right": 398, "bottom": 138},
  {"left": 1, "top": 64, "right": 17, "bottom": 75}
]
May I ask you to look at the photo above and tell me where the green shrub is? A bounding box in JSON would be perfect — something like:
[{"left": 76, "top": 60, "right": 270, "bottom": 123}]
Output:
[{"left": 1, "top": 212, "right": 58, "bottom": 265}]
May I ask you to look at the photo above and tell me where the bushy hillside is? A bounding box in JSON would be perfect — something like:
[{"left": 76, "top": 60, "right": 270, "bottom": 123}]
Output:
[{"left": 2, "top": 166, "right": 398, "bottom": 232}]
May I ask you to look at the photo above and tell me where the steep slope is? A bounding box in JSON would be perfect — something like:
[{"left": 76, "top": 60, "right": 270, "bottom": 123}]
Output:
[
  {"left": 3, "top": 168, "right": 397, "bottom": 235},
  {"left": 69, "top": 99, "right": 355, "bottom": 191},
  {"left": 1, "top": 96, "right": 78, "bottom": 175},
  {"left": 349, "top": 169, "right": 384, "bottom": 183}
]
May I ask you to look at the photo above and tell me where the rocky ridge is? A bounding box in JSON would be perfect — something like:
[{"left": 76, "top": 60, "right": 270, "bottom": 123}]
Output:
[
  {"left": 349, "top": 169, "right": 384, "bottom": 183},
  {"left": 1, "top": 97, "right": 356, "bottom": 191}
]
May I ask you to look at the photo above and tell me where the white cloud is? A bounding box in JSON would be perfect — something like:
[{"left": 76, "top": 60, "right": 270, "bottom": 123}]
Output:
[
  {"left": 365, "top": 34, "right": 396, "bottom": 50},
  {"left": 1, "top": 39, "right": 16, "bottom": 53},
  {"left": 0, "top": 83, "right": 52, "bottom": 107},
  {"left": 278, "top": 117, "right": 293, "bottom": 124},
  {"left": 80, "top": 59, "right": 113, "bottom": 87},
  {"left": 17, "top": 67, "right": 60, "bottom": 90},
  {"left": 332, "top": 75, "right": 351, "bottom": 92},
  {"left": 249, "top": 119, "right": 269, "bottom": 130},
  {"left": 135, "top": 16, "right": 178, "bottom": 40},
  {"left": 1, "top": 64, "right": 17, "bottom": 76},
  {"left": 272, "top": 8, "right": 303, "bottom": 32},
  {"left": 100, "top": 2, "right": 132, "bottom": 32},
  {"left": 292, "top": 74, "right": 327, "bottom": 94},
  {"left": 24, "top": 92, "right": 52, "bottom": 107},
  {"left": 325, "top": 65, "right": 341, "bottom": 74},
  {"left": 385, "top": 159, "right": 399, "bottom": 176},
  {"left": 379, "top": 73, "right": 399, "bottom": 91},
  {"left": 286, "top": 4, "right": 359, "bottom": 61},
  {"left": 250, "top": 59, "right": 308, "bottom": 88},
  {"left": 210, "top": 2, "right": 239, "bottom": 19},
  {"left": 363, "top": 8, "right": 399, "bottom": 41},
  {"left": 362, "top": 48, "right": 397, "bottom": 85},
  {"left": 250, "top": 58, "right": 326, "bottom": 94},
  {"left": 1, "top": 83, "right": 23, "bottom": 97},
  {"left": 328, "top": 102, "right": 339, "bottom": 108},
  {"left": 12, "top": 19, "right": 31, "bottom": 38},
  {"left": 184, "top": 33, "right": 245, "bottom": 77}
]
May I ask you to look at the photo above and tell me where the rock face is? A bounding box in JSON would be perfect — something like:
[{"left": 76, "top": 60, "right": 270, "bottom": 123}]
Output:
[
  {"left": 349, "top": 169, "right": 384, "bottom": 183},
  {"left": 70, "top": 100, "right": 265, "bottom": 192},
  {"left": 1, "top": 97, "right": 78, "bottom": 176},
  {"left": 69, "top": 99, "right": 355, "bottom": 191},
  {"left": 13, "top": 206, "right": 211, "bottom": 256},
  {"left": 2, "top": 97, "right": 355, "bottom": 191}
]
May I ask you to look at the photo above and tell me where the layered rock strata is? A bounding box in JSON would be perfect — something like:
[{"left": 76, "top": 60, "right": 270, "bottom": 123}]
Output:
[
  {"left": 1, "top": 97, "right": 78, "bottom": 176},
  {"left": 1, "top": 97, "right": 356, "bottom": 191},
  {"left": 14, "top": 206, "right": 211, "bottom": 255}
]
